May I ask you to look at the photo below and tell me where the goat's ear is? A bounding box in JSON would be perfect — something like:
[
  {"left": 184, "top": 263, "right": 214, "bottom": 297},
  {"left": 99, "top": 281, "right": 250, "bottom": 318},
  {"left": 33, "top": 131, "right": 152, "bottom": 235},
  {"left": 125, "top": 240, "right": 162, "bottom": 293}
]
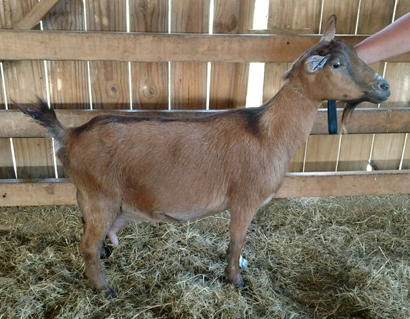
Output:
[
  {"left": 305, "top": 55, "right": 331, "bottom": 73},
  {"left": 321, "top": 14, "right": 337, "bottom": 42}
]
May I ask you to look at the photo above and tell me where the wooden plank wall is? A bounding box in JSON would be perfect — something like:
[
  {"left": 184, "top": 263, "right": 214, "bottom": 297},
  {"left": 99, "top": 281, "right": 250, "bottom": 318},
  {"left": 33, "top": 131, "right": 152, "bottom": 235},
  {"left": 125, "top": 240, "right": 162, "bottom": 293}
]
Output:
[
  {"left": 320, "top": 0, "right": 367, "bottom": 172},
  {"left": 371, "top": 0, "right": 410, "bottom": 170},
  {"left": 304, "top": 0, "right": 360, "bottom": 173},
  {"left": 337, "top": 0, "right": 389, "bottom": 171},
  {"left": 396, "top": 0, "right": 410, "bottom": 169},
  {"left": 0, "top": 0, "right": 409, "bottom": 184},
  {"left": 351, "top": 0, "right": 399, "bottom": 171},
  {"left": 43, "top": 0, "right": 88, "bottom": 110},
  {"left": 210, "top": 0, "right": 254, "bottom": 110},
  {"left": 0, "top": 0, "right": 54, "bottom": 180},
  {"left": 87, "top": 0, "right": 129, "bottom": 110},
  {"left": 131, "top": 0, "right": 169, "bottom": 110},
  {"left": 0, "top": 48, "right": 13, "bottom": 178},
  {"left": 42, "top": 0, "right": 88, "bottom": 177},
  {"left": 170, "top": 0, "right": 209, "bottom": 110}
]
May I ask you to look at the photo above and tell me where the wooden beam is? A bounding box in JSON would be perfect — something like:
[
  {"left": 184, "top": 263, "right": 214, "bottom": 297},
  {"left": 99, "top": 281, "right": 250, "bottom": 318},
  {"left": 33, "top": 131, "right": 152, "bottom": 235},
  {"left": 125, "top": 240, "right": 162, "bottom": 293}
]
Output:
[
  {"left": 279, "top": 171, "right": 410, "bottom": 198},
  {"left": 15, "top": 0, "right": 61, "bottom": 30},
  {"left": 2, "top": 107, "right": 410, "bottom": 138},
  {"left": 0, "top": 30, "right": 409, "bottom": 63},
  {"left": 0, "top": 178, "right": 76, "bottom": 206},
  {"left": 311, "top": 107, "right": 410, "bottom": 135},
  {"left": 1, "top": 170, "right": 410, "bottom": 206}
]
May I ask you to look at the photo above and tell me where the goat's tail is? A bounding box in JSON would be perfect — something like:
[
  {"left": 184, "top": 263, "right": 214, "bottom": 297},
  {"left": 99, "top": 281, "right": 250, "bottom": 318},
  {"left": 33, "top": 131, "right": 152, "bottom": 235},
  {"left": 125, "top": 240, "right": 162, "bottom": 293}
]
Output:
[{"left": 16, "top": 99, "right": 65, "bottom": 145}]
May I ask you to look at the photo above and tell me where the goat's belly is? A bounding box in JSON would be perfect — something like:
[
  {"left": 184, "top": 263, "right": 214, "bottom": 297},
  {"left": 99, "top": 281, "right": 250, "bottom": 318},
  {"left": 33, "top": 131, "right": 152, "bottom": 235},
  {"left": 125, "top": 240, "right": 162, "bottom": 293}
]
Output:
[{"left": 121, "top": 202, "right": 227, "bottom": 223}]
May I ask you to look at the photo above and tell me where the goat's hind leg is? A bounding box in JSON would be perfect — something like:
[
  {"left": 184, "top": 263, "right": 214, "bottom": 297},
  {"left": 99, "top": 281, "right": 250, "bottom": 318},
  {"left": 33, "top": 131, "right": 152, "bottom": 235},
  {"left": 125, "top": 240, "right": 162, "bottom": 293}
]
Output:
[{"left": 77, "top": 190, "right": 121, "bottom": 297}]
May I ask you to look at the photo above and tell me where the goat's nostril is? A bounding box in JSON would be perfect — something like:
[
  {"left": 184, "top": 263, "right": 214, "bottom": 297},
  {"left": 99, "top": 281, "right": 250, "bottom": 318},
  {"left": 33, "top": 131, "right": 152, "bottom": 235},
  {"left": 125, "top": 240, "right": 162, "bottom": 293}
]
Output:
[{"left": 379, "top": 80, "right": 390, "bottom": 91}]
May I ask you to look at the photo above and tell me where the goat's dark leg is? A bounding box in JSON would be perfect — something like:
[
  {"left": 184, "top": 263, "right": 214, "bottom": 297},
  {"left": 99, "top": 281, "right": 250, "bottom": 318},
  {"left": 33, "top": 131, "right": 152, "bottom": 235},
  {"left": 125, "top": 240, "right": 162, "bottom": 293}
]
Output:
[
  {"left": 225, "top": 208, "right": 255, "bottom": 288},
  {"left": 77, "top": 190, "right": 120, "bottom": 298}
]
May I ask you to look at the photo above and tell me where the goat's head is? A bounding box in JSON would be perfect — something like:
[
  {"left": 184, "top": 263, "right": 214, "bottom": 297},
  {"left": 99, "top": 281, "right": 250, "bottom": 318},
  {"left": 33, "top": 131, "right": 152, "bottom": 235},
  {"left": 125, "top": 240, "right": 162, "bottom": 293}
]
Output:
[{"left": 284, "top": 14, "right": 390, "bottom": 123}]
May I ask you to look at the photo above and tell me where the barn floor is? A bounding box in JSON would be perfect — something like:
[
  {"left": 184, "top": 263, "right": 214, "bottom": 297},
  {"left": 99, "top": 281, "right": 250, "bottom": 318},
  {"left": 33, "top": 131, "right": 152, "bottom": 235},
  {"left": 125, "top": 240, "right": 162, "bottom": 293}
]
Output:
[{"left": 1, "top": 195, "right": 409, "bottom": 319}]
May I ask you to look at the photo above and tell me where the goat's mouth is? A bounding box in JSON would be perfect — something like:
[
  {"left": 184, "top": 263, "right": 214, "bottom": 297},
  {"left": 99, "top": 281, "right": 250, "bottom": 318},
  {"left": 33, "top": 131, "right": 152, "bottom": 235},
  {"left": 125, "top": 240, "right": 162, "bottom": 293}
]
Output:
[{"left": 363, "top": 89, "right": 391, "bottom": 104}]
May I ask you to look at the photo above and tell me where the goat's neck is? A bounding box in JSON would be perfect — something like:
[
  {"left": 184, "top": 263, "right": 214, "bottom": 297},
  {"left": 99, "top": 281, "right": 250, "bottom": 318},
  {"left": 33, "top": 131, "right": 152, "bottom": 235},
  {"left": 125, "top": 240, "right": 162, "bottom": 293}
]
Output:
[{"left": 261, "top": 83, "right": 322, "bottom": 155}]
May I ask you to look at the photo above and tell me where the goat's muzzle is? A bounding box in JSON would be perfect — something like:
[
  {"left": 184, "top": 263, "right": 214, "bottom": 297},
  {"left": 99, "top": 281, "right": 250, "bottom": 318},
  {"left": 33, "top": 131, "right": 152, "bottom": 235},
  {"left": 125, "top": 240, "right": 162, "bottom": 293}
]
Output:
[
  {"left": 365, "top": 78, "right": 391, "bottom": 104},
  {"left": 379, "top": 79, "right": 390, "bottom": 92},
  {"left": 375, "top": 78, "right": 391, "bottom": 101}
]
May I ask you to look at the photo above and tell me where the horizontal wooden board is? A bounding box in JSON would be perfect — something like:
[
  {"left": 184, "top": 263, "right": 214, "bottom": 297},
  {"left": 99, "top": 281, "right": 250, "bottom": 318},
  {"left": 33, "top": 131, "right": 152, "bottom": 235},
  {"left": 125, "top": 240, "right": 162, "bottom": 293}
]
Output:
[
  {"left": 280, "top": 170, "right": 410, "bottom": 198},
  {"left": 0, "top": 178, "right": 76, "bottom": 206},
  {"left": 0, "top": 30, "right": 410, "bottom": 62},
  {"left": 1, "top": 170, "right": 410, "bottom": 206},
  {"left": 2, "top": 107, "right": 410, "bottom": 138}
]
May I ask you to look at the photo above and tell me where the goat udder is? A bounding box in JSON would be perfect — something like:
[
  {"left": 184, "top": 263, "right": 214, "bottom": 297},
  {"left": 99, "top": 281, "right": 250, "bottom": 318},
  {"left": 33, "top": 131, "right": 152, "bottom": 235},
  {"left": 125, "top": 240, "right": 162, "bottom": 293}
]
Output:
[{"left": 107, "top": 217, "right": 128, "bottom": 246}]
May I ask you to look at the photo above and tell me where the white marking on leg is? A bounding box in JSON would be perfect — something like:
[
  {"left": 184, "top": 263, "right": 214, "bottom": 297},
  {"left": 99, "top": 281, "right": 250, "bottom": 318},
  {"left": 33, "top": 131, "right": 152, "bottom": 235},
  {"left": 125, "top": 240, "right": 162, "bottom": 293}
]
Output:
[{"left": 239, "top": 255, "right": 248, "bottom": 269}]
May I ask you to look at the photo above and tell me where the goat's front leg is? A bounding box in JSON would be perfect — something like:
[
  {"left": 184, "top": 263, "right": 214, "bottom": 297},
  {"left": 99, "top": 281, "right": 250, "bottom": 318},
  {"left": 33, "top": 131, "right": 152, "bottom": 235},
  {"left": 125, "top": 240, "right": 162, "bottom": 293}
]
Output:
[{"left": 225, "top": 209, "right": 255, "bottom": 288}]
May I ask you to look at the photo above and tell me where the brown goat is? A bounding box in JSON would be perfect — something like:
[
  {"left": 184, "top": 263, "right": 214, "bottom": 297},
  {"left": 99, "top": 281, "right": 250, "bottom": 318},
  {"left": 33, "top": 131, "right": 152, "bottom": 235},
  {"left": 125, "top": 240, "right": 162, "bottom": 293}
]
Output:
[{"left": 18, "top": 15, "right": 390, "bottom": 297}]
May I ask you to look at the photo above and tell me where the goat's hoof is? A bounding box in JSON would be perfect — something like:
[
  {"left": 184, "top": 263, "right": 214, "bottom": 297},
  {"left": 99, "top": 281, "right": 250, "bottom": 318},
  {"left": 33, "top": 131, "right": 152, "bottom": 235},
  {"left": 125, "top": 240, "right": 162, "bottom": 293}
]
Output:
[
  {"left": 232, "top": 279, "right": 245, "bottom": 290},
  {"left": 237, "top": 274, "right": 245, "bottom": 289},
  {"left": 103, "top": 286, "right": 117, "bottom": 299},
  {"left": 225, "top": 271, "right": 244, "bottom": 289},
  {"left": 231, "top": 277, "right": 245, "bottom": 290},
  {"left": 100, "top": 245, "right": 112, "bottom": 259}
]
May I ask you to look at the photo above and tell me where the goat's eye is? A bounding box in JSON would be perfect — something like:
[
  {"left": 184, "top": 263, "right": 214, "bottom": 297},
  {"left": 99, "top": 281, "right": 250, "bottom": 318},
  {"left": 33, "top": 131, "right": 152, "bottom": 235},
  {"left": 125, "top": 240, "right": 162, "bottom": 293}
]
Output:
[{"left": 332, "top": 61, "right": 341, "bottom": 69}]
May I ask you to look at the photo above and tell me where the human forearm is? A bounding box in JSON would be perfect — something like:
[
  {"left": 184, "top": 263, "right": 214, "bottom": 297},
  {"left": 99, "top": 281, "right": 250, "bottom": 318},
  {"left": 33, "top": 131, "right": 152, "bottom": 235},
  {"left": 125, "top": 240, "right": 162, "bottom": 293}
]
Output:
[{"left": 355, "top": 12, "right": 410, "bottom": 64}]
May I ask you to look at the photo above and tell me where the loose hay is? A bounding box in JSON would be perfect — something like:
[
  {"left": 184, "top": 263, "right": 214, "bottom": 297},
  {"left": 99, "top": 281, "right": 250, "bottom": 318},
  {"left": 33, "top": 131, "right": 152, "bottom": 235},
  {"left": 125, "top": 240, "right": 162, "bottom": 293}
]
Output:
[{"left": 1, "top": 196, "right": 410, "bottom": 318}]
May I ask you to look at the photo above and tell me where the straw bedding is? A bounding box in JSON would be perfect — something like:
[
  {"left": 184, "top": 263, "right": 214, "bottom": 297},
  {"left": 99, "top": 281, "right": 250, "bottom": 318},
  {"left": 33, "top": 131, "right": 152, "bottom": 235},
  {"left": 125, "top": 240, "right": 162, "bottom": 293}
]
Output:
[{"left": 1, "top": 195, "right": 409, "bottom": 318}]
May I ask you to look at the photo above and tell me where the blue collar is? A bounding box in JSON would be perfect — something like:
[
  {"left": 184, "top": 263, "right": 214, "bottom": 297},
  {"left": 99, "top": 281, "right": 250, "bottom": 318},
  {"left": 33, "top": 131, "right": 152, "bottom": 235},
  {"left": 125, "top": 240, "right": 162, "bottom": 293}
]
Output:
[{"left": 327, "top": 100, "right": 338, "bottom": 134}]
